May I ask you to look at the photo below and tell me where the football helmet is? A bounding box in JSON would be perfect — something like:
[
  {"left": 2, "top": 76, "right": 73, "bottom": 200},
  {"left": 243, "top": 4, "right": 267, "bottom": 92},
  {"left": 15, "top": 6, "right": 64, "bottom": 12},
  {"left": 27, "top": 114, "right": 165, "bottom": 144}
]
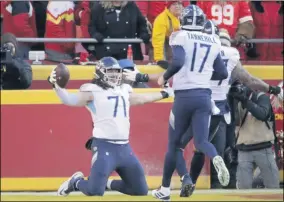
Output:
[
  {"left": 95, "top": 57, "right": 122, "bottom": 87},
  {"left": 203, "top": 20, "right": 220, "bottom": 38},
  {"left": 180, "top": 5, "right": 206, "bottom": 31}
]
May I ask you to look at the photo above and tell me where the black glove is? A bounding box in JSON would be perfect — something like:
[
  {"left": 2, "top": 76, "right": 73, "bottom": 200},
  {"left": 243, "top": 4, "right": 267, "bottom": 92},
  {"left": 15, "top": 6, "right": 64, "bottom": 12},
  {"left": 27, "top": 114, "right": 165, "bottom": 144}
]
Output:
[
  {"left": 268, "top": 85, "right": 281, "bottom": 95},
  {"left": 234, "top": 35, "right": 248, "bottom": 47},
  {"left": 93, "top": 32, "right": 104, "bottom": 43},
  {"left": 135, "top": 73, "right": 149, "bottom": 82},
  {"left": 246, "top": 43, "right": 259, "bottom": 58},
  {"left": 157, "top": 60, "right": 169, "bottom": 70},
  {"left": 85, "top": 137, "right": 94, "bottom": 151},
  {"left": 160, "top": 91, "right": 169, "bottom": 99}
]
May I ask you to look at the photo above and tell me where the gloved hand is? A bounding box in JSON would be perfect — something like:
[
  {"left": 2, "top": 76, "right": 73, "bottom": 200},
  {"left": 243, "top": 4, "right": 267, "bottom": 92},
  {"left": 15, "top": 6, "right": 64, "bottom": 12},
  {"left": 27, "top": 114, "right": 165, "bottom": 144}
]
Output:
[
  {"left": 268, "top": 85, "right": 281, "bottom": 95},
  {"left": 123, "top": 68, "right": 149, "bottom": 83},
  {"left": 47, "top": 69, "right": 57, "bottom": 88},
  {"left": 211, "top": 99, "right": 221, "bottom": 115},
  {"left": 234, "top": 34, "right": 248, "bottom": 47},
  {"left": 161, "top": 82, "right": 174, "bottom": 98},
  {"left": 94, "top": 32, "right": 104, "bottom": 43}
]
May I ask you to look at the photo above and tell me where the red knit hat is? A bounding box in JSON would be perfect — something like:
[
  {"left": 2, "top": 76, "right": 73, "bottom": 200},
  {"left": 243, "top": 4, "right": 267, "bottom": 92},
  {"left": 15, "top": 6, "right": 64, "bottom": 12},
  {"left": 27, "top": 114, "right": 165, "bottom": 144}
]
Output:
[{"left": 167, "top": 1, "right": 181, "bottom": 8}]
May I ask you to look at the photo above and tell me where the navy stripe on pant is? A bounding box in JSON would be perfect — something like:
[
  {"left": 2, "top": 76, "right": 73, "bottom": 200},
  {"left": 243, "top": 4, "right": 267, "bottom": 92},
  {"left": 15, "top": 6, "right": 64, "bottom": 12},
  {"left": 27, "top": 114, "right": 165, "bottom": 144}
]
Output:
[{"left": 77, "top": 139, "right": 148, "bottom": 196}]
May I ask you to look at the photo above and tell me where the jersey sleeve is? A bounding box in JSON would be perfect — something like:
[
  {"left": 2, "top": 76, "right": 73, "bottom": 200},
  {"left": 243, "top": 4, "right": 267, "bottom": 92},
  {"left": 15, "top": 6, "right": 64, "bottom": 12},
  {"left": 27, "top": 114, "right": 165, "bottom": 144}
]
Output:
[
  {"left": 238, "top": 1, "right": 253, "bottom": 23},
  {"left": 232, "top": 48, "right": 240, "bottom": 63},
  {"left": 121, "top": 84, "right": 133, "bottom": 94},
  {"left": 169, "top": 31, "right": 186, "bottom": 47},
  {"left": 80, "top": 83, "right": 102, "bottom": 92}
]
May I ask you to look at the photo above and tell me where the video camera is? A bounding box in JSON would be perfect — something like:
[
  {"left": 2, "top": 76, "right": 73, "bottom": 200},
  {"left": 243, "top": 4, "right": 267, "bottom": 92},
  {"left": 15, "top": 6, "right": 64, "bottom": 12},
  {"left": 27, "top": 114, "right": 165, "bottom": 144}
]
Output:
[
  {"left": 228, "top": 81, "right": 251, "bottom": 100},
  {"left": 1, "top": 44, "right": 13, "bottom": 89}
]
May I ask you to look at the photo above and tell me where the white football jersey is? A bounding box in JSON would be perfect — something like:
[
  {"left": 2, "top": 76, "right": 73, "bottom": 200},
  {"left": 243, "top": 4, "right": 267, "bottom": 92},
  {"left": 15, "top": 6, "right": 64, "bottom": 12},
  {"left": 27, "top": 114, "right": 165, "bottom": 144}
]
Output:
[
  {"left": 211, "top": 46, "right": 240, "bottom": 101},
  {"left": 169, "top": 30, "right": 222, "bottom": 90},
  {"left": 80, "top": 83, "right": 133, "bottom": 143}
]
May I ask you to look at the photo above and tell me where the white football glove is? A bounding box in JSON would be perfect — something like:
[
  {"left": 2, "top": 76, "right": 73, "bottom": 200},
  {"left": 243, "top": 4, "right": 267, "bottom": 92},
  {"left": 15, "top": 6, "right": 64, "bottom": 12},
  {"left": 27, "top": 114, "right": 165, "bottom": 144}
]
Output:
[
  {"left": 162, "top": 82, "right": 174, "bottom": 97},
  {"left": 211, "top": 99, "right": 221, "bottom": 115},
  {"left": 123, "top": 68, "right": 140, "bottom": 82},
  {"left": 48, "top": 69, "right": 57, "bottom": 85}
]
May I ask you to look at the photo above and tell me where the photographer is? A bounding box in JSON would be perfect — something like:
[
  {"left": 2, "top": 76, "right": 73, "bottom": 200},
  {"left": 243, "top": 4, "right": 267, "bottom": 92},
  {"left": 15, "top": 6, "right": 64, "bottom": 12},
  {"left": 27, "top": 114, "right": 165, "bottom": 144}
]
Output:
[
  {"left": 1, "top": 33, "right": 32, "bottom": 90},
  {"left": 229, "top": 82, "right": 280, "bottom": 189}
]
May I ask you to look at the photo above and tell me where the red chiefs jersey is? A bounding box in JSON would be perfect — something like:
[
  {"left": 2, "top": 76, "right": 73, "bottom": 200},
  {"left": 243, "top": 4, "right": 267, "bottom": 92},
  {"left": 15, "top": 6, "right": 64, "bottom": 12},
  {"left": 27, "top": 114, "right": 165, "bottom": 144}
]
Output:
[{"left": 198, "top": 1, "right": 253, "bottom": 38}]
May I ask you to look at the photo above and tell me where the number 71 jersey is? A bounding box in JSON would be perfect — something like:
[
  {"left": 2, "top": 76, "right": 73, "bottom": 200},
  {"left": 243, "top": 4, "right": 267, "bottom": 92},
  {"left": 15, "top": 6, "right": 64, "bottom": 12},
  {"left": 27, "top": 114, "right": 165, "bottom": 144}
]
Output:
[{"left": 80, "top": 83, "right": 132, "bottom": 142}]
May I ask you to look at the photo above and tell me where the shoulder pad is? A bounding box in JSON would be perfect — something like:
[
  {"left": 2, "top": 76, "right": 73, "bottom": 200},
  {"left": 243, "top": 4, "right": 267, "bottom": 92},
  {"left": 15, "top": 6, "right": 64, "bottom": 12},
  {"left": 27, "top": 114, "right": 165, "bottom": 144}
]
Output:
[
  {"left": 80, "top": 83, "right": 102, "bottom": 92},
  {"left": 121, "top": 84, "right": 133, "bottom": 93},
  {"left": 169, "top": 30, "right": 186, "bottom": 46}
]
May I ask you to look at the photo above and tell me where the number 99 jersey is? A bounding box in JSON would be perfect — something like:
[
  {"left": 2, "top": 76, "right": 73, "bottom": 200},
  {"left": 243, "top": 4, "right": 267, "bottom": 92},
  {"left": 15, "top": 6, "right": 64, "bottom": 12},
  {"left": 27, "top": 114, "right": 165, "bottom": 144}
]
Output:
[
  {"left": 210, "top": 46, "right": 240, "bottom": 101},
  {"left": 197, "top": 1, "right": 253, "bottom": 38},
  {"left": 80, "top": 83, "right": 133, "bottom": 142}
]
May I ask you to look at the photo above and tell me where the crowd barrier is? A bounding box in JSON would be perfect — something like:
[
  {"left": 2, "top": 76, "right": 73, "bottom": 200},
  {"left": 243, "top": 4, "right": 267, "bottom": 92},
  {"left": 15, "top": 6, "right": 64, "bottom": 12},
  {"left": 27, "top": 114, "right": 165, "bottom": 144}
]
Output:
[
  {"left": 17, "top": 37, "right": 284, "bottom": 43},
  {"left": 1, "top": 65, "right": 283, "bottom": 191}
]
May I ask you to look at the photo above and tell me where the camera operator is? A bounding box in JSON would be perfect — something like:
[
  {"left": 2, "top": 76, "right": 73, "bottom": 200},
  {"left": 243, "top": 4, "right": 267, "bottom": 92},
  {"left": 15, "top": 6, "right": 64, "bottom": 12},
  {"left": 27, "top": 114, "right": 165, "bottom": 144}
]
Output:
[
  {"left": 229, "top": 82, "right": 280, "bottom": 189},
  {"left": 1, "top": 33, "right": 32, "bottom": 90}
]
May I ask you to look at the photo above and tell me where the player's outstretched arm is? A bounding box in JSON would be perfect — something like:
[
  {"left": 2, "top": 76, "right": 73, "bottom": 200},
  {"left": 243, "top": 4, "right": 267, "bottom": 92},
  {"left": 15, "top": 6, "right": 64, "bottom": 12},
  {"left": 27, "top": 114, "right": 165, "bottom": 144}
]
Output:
[
  {"left": 129, "top": 85, "right": 173, "bottom": 106},
  {"left": 48, "top": 70, "right": 93, "bottom": 107},
  {"left": 231, "top": 62, "right": 281, "bottom": 95},
  {"left": 123, "top": 69, "right": 163, "bottom": 83}
]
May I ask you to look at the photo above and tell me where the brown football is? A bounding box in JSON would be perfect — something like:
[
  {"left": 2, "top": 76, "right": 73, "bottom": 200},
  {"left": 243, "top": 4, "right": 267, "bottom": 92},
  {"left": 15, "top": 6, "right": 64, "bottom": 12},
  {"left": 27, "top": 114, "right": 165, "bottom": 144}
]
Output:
[{"left": 55, "top": 63, "right": 70, "bottom": 88}]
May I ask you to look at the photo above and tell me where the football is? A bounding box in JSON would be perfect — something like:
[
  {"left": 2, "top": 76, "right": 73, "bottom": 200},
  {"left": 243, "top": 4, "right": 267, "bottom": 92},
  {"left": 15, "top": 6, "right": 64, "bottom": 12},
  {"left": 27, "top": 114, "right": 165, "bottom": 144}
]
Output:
[{"left": 55, "top": 63, "right": 70, "bottom": 88}]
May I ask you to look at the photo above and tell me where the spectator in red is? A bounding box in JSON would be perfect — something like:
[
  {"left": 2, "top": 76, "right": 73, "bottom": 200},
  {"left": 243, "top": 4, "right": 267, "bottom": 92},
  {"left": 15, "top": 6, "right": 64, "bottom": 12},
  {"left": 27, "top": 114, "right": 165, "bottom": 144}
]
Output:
[
  {"left": 74, "top": 1, "right": 92, "bottom": 38},
  {"left": 194, "top": 0, "right": 255, "bottom": 60},
  {"left": 45, "top": 1, "right": 76, "bottom": 62},
  {"left": 74, "top": 1, "right": 96, "bottom": 55},
  {"left": 89, "top": 1, "right": 150, "bottom": 60},
  {"left": 1, "top": 0, "right": 37, "bottom": 59},
  {"left": 136, "top": 1, "right": 189, "bottom": 24},
  {"left": 250, "top": 1, "right": 283, "bottom": 61}
]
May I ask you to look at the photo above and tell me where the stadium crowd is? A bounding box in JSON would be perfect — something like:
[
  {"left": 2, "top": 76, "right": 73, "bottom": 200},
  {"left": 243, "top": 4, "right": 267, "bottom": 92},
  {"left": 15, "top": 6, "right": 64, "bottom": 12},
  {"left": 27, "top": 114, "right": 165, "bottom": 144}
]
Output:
[{"left": 0, "top": 0, "right": 283, "bottom": 62}]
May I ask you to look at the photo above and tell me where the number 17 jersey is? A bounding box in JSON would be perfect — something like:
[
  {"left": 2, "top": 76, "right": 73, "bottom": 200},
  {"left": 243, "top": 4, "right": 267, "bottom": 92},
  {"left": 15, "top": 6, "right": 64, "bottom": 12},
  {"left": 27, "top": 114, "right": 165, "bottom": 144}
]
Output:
[
  {"left": 80, "top": 83, "right": 132, "bottom": 142},
  {"left": 169, "top": 30, "right": 222, "bottom": 90}
]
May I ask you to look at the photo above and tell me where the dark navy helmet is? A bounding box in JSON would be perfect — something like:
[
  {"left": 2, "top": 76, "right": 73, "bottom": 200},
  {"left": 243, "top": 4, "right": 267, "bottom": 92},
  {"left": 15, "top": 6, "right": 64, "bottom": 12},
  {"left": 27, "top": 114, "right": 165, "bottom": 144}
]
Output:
[
  {"left": 180, "top": 5, "right": 206, "bottom": 31},
  {"left": 203, "top": 20, "right": 220, "bottom": 37},
  {"left": 95, "top": 57, "right": 122, "bottom": 87}
]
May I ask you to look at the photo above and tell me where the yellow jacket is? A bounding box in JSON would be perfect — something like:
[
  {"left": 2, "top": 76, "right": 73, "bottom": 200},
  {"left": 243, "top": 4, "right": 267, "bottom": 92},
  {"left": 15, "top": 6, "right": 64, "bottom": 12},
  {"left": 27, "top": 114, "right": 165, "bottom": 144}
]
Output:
[{"left": 152, "top": 9, "right": 181, "bottom": 61}]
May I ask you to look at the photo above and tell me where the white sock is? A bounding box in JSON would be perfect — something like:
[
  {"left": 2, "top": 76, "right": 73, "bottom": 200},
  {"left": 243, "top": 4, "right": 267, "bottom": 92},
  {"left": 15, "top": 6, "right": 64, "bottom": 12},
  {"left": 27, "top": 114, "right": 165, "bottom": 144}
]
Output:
[
  {"left": 160, "top": 186, "right": 170, "bottom": 194},
  {"left": 106, "top": 179, "right": 113, "bottom": 190}
]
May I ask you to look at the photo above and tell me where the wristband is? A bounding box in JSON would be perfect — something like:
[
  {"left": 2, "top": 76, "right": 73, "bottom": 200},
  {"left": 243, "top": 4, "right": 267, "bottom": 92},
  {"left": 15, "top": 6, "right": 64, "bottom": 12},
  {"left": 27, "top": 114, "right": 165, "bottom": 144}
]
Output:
[
  {"left": 268, "top": 85, "right": 281, "bottom": 95},
  {"left": 160, "top": 91, "right": 169, "bottom": 99},
  {"left": 136, "top": 73, "right": 149, "bottom": 82}
]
